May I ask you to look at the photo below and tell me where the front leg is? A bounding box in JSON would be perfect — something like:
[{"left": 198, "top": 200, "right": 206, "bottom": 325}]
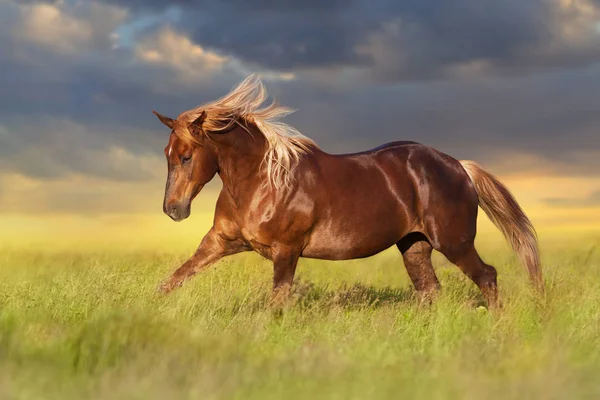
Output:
[
  {"left": 269, "top": 244, "right": 301, "bottom": 306},
  {"left": 159, "top": 228, "right": 244, "bottom": 294}
]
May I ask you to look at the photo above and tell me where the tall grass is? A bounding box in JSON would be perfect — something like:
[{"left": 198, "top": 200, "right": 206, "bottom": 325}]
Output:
[{"left": 1, "top": 232, "right": 599, "bottom": 399}]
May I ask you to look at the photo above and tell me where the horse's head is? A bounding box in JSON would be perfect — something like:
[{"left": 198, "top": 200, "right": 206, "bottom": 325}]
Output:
[{"left": 153, "top": 110, "right": 219, "bottom": 222}]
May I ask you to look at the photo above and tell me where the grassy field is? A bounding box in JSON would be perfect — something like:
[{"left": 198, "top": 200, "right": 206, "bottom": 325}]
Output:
[{"left": 1, "top": 231, "right": 600, "bottom": 399}]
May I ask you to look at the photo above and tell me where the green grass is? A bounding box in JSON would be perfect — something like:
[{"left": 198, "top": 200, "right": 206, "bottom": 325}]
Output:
[{"left": 1, "top": 233, "right": 600, "bottom": 399}]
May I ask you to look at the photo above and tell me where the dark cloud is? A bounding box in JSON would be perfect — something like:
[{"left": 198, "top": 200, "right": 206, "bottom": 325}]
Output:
[
  {"left": 99, "top": 0, "right": 600, "bottom": 80},
  {"left": 104, "top": 0, "right": 375, "bottom": 70},
  {"left": 0, "top": 117, "right": 161, "bottom": 182},
  {"left": 13, "top": 0, "right": 60, "bottom": 3},
  {"left": 542, "top": 190, "right": 600, "bottom": 208},
  {"left": 101, "top": 0, "right": 354, "bottom": 12},
  {"left": 271, "top": 65, "right": 600, "bottom": 178}
]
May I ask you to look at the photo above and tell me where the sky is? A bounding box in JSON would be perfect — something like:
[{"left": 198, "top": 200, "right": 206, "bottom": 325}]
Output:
[{"left": 0, "top": 0, "right": 599, "bottom": 247}]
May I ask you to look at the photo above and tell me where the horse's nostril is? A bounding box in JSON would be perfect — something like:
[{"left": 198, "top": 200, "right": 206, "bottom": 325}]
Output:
[{"left": 165, "top": 203, "right": 187, "bottom": 221}]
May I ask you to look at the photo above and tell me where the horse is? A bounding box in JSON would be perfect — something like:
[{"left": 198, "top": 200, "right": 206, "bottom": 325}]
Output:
[{"left": 152, "top": 74, "right": 542, "bottom": 307}]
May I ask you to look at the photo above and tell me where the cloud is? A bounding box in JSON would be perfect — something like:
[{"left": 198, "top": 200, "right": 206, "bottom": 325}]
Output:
[
  {"left": 356, "top": 0, "right": 600, "bottom": 82},
  {"left": 0, "top": 119, "right": 162, "bottom": 182},
  {"left": 135, "top": 27, "right": 229, "bottom": 78},
  {"left": 133, "top": 26, "right": 295, "bottom": 83},
  {"left": 99, "top": 0, "right": 600, "bottom": 82},
  {"left": 16, "top": 3, "right": 93, "bottom": 53},
  {"left": 542, "top": 189, "right": 600, "bottom": 207},
  {"left": 269, "top": 64, "right": 600, "bottom": 178},
  {"left": 13, "top": 0, "right": 127, "bottom": 54}
]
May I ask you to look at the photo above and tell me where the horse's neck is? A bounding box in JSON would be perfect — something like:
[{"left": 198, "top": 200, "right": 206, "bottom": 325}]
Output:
[{"left": 216, "top": 127, "right": 269, "bottom": 204}]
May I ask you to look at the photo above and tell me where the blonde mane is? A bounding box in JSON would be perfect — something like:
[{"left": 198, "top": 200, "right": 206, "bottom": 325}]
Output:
[{"left": 175, "top": 74, "right": 317, "bottom": 189}]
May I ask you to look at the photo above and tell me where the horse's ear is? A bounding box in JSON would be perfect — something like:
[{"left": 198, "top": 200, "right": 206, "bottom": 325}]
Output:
[
  {"left": 152, "top": 110, "right": 174, "bottom": 130},
  {"left": 190, "top": 110, "right": 207, "bottom": 129}
]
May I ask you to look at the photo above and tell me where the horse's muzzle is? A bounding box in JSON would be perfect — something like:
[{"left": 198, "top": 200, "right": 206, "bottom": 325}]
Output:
[{"left": 164, "top": 202, "right": 190, "bottom": 222}]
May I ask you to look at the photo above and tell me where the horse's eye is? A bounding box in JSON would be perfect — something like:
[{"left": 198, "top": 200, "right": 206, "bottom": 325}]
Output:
[{"left": 181, "top": 155, "right": 192, "bottom": 165}]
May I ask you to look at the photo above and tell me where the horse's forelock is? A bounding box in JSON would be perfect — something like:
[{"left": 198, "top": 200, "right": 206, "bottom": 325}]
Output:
[{"left": 172, "top": 118, "right": 202, "bottom": 145}]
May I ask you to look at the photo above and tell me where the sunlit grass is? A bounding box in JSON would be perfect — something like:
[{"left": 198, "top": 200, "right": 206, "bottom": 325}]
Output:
[{"left": 1, "top": 231, "right": 599, "bottom": 399}]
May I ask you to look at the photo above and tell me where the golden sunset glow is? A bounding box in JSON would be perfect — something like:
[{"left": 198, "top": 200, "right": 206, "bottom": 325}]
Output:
[{"left": 1, "top": 171, "right": 598, "bottom": 251}]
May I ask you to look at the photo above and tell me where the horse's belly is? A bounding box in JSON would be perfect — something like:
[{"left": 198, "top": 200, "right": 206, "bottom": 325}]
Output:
[{"left": 301, "top": 218, "right": 407, "bottom": 260}]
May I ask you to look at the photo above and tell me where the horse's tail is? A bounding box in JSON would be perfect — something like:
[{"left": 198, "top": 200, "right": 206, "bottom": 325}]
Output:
[{"left": 459, "top": 160, "right": 543, "bottom": 293}]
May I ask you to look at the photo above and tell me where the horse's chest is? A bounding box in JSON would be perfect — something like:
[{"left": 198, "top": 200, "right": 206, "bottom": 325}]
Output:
[
  {"left": 249, "top": 239, "right": 273, "bottom": 260},
  {"left": 238, "top": 225, "right": 274, "bottom": 259},
  {"left": 237, "top": 212, "right": 303, "bottom": 260}
]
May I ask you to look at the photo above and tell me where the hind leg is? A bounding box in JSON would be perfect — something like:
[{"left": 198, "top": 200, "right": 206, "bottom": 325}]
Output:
[
  {"left": 397, "top": 233, "right": 441, "bottom": 302},
  {"left": 446, "top": 245, "right": 499, "bottom": 307}
]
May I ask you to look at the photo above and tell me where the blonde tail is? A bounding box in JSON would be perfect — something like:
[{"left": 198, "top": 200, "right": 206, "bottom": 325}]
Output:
[{"left": 460, "top": 160, "right": 543, "bottom": 292}]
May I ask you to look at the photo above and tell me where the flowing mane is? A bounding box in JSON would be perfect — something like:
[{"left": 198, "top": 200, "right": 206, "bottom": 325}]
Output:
[{"left": 174, "top": 74, "right": 317, "bottom": 188}]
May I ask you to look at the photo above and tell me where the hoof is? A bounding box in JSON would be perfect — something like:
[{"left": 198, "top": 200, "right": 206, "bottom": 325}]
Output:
[{"left": 158, "top": 279, "right": 179, "bottom": 294}]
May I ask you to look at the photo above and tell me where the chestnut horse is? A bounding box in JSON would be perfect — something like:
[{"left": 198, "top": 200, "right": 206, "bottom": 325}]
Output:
[{"left": 153, "top": 75, "right": 542, "bottom": 307}]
